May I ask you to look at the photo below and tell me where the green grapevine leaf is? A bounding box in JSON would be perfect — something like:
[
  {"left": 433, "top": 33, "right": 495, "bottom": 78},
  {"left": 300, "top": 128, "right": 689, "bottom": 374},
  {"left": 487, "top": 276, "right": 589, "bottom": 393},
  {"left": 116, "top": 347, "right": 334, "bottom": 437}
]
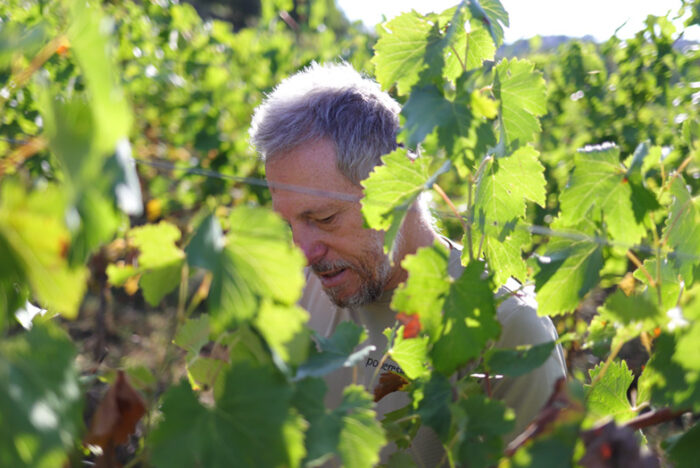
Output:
[
  {"left": 67, "top": 0, "right": 131, "bottom": 160},
  {"left": 484, "top": 341, "right": 556, "bottom": 377},
  {"left": 663, "top": 178, "right": 700, "bottom": 283},
  {"left": 292, "top": 380, "right": 385, "bottom": 468},
  {"left": 493, "top": 58, "right": 546, "bottom": 152},
  {"left": 295, "top": 321, "right": 373, "bottom": 380},
  {"left": 585, "top": 360, "right": 636, "bottom": 423},
  {"left": 431, "top": 261, "right": 500, "bottom": 375},
  {"left": 291, "top": 378, "right": 336, "bottom": 465},
  {"left": 534, "top": 219, "right": 604, "bottom": 316},
  {"left": 254, "top": 301, "right": 310, "bottom": 366},
  {"left": 0, "top": 182, "right": 87, "bottom": 318},
  {"left": 643, "top": 333, "right": 700, "bottom": 412},
  {"left": 372, "top": 11, "right": 441, "bottom": 95},
  {"left": 478, "top": 227, "right": 530, "bottom": 286},
  {"left": 597, "top": 289, "right": 663, "bottom": 348},
  {"left": 391, "top": 242, "right": 451, "bottom": 340},
  {"left": 186, "top": 208, "right": 305, "bottom": 333},
  {"left": 173, "top": 315, "right": 210, "bottom": 357},
  {"left": 445, "top": 18, "right": 496, "bottom": 79},
  {"left": 666, "top": 421, "right": 700, "bottom": 468},
  {"left": 361, "top": 149, "right": 432, "bottom": 253},
  {"left": 598, "top": 290, "right": 659, "bottom": 326},
  {"left": 186, "top": 356, "right": 227, "bottom": 393},
  {"left": 474, "top": 146, "right": 546, "bottom": 237},
  {"left": 185, "top": 213, "right": 225, "bottom": 271},
  {"left": 467, "top": 0, "right": 509, "bottom": 47},
  {"left": 388, "top": 328, "right": 430, "bottom": 379},
  {"left": 106, "top": 222, "right": 185, "bottom": 306},
  {"left": 335, "top": 385, "right": 386, "bottom": 468},
  {"left": 633, "top": 258, "right": 683, "bottom": 312},
  {"left": 675, "top": 313, "right": 700, "bottom": 376},
  {"left": 382, "top": 405, "right": 421, "bottom": 450},
  {"left": 402, "top": 85, "right": 472, "bottom": 147},
  {"left": 149, "top": 363, "right": 303, "bottom": 468},
  {"left": 453, "top": 395, "right": 515, "bottom": 467},
  {"left": 0, "top": 322, "right": 83, "bottom": 468},
  {"left": 385, "top": 451, "right": 419, "bottom": 468},
  {"left": 559, "top": 143, "right": 646, "bottom": 245},
  {"left": 416, "top": 373, "right": 453, "bottom": 441}
]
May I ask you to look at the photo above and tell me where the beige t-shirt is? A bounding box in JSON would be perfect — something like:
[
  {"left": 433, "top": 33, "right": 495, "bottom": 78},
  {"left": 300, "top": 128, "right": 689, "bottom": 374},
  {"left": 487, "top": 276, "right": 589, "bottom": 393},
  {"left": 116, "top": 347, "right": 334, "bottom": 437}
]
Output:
[{"left": 299, "top": 247, "right": 567, "bottom": 466}]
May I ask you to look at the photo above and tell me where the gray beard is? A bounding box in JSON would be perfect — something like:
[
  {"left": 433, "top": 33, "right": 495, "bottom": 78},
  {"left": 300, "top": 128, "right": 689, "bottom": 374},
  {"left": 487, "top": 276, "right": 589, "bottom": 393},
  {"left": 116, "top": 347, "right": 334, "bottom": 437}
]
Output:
[{"left": 313, "top": 252, "right": 392, "bottom": 308}]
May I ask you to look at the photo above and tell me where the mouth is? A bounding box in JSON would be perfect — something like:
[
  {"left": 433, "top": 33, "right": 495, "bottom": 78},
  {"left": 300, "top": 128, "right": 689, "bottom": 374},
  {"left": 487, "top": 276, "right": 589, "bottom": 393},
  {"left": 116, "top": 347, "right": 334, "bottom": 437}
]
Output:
[{"left": 316, "top": 267, "right": 349, "bottom": 288}]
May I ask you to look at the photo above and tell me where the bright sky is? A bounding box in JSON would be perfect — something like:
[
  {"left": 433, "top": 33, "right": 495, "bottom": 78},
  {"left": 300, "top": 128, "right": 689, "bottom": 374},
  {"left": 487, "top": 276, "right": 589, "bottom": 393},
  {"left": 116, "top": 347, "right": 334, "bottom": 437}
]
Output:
[{"left": 338, "top": 0, "right": 700, "bottom": 43}]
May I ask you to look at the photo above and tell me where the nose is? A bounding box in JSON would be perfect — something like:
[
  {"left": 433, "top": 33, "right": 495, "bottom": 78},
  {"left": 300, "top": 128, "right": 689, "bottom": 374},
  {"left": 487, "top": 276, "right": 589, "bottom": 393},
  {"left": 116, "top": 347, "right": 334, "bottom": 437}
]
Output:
[{"left": 292, "top": 224, "right": 327, "bottom": 266}]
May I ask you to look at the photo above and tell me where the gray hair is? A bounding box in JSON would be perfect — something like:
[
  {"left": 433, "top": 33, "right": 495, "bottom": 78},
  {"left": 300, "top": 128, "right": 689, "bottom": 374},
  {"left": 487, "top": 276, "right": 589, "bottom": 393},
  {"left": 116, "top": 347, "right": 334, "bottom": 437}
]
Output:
[{"left": 249, "top": 62, "right": 401, "bottom": 184}]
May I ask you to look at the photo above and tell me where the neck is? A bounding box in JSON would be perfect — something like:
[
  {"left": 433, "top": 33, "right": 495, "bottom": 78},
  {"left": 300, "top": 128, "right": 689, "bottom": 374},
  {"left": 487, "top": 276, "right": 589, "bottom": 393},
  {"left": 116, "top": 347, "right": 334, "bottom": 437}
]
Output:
[{"left": 382, "top": 201, "right": 442, "bottom": 292}]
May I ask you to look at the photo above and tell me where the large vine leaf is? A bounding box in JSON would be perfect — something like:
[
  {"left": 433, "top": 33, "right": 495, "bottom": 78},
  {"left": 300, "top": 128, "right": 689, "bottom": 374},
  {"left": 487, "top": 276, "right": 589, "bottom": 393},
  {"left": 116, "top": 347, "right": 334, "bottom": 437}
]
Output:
[
  {"left": 149, "top": 363, "right": 304, "bottom": 468},
  {"left": 474, "top": 146, "right": 546, "bottom": 236},
  {"left": 640, "top": 332, "right": 700, "bottom": 412},
  {"left": 467, "top": 0, "right": 509, "bottom": 47},
  {"left": 558, "top": 143, "right": 647, "bottom": 246},
  {"left": 386, "top": 327, "right": 430, "bottom": 380},
  {"left": 106, "top": 221, "right": 185, "bottom": 306},
  {"left": 493, "top": 58, "right": 546, "bottom": 152},
  {"left": 416, "top": 374, "right": 453, "bottom": 441},
  {"left": 185, "top": 208, "right": 305, "bottom": 333},
  {"left": 585, "top": 360, "right": 636, "bottom": 424},
  {"left": 295, "top": 321, "right": 374, "bottom": 380},
  {"left": 470, "top": 146, "right": 545, "bottom": 286},
  {"left": 663, "top": 177, "right": 700, "bottom": 283},
  {"left": 391, "top": 242, "right": 451, "bottom": 340},
  {"left": 452, "top": 395, "right": 515, "bottom": 467},
  {"left": 667, "top": 421, "right": 700, "bottom": 468},
  {"left": 431, "top": 261, "right": 500, "bottom": 375},
  {"left": 335, "top": 385, "right": 387, "bottom": 468},
  {"left": 0, "top": 323, "right": 83, "bottom": 468},
  {"left": 534, "top": 218, "right": 604, "bottom": 316},
  {"left": 484, "top": 340, "right": 556, "bottom": 378},
  {"left": 372, "top": 11, "right": 441, "bottom": 95},
  {"left": 0, "top": 182, "right": 86, "bottom": 318},
  {"left": 477, "top": 227, "right": 530, "bottom": 286},
  {"left": 444, "top": 17, "right": 497, "bottom": 80},
  {"left": 292, "top": 380, "right": 385, "bottom": 468},
  {"left": 596, "top": 290, "right": 662, "bottom": 348},
  {"left": 402, "top": 85, "right": 473, "bottom": 148},
  {"left": 254, "top": 301, "right": 310, "bottom": 366},
  {"left": 361, "top": 149, "right": 433, "bottom": 253}
]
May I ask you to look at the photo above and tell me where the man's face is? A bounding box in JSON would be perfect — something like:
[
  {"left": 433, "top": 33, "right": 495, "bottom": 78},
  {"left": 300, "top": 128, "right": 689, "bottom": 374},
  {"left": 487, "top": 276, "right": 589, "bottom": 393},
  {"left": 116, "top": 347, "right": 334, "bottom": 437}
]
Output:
[{"left": 266, "top": 138, "right": 392, "bottom": 307}]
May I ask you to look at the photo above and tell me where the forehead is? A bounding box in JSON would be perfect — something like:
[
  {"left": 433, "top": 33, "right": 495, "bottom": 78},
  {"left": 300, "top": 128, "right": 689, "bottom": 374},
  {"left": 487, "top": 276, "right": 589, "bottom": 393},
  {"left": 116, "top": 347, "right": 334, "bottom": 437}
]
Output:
[{"left": 265, "top": 139, "right": 362, "bottom": 215}]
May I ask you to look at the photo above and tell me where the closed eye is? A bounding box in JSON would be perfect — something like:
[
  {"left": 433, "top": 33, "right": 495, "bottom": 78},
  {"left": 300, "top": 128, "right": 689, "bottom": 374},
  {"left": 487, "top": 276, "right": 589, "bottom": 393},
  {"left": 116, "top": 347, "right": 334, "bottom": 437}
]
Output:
[{"left": 317, "top": 214, "right": 336, "bottom": 224}]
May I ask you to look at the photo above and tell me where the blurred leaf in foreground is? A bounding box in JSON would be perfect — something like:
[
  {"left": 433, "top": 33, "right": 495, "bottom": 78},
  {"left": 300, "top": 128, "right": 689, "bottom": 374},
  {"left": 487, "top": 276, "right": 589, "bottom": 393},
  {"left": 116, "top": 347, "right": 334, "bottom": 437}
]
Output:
[
  {"left": 149, "top": 363, "right": 303, "bottom": 468},
  {"left": 0, "top": 322, "right": 83, "bottom": 468}
]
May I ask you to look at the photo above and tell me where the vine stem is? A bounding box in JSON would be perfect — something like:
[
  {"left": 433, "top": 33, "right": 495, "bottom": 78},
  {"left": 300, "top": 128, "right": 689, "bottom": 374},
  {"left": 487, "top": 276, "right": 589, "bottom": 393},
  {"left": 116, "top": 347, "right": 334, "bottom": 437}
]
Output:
[
  {"left": 369, "top": 350, "right": 392, "bottom": 390},
  {"left": 624, "top": 407, "right": 687, "bottom": 431},
  {"left": 433, "top": 183, "right": 469, "bottom": 236},
  {"left": 590, "top": 339, "right": 625, "bottom": 387},
  {"left": 0, "top": 137, "right": 46, "bottom": 177},
  {"left": 626, "top": 250, "right": 655, "bottom": 287},
  {"left": 0, "top": 35, "right": 67, "bottom": 116},
  {"left": 450, "top": 44, "right": 466, "bottom": 72},
  {"left": 466, "top": 180, "right": 474, "bottom": 261},
  {"left": 660, "top": 155, "right": 693, "bottom": 195},
  {"left": 176, "top": 263, "right": 189, "bottom": 325}
]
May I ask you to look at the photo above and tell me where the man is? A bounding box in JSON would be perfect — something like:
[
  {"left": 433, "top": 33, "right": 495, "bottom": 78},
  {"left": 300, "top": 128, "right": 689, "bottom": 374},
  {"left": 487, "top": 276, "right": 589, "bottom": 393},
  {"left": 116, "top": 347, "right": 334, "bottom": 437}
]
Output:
[{"left": 250, "top": 62, "right": 566, "bottom": 465}]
